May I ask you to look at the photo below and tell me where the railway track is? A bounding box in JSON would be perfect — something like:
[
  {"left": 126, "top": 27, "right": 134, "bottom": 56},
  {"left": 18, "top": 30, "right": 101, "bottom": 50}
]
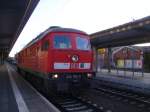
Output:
[
  {"left": 93, "top": 85, "right": 150, "bottom": 110},
  {"left": 22, "top": 74, "right": 112, "bottom": 112},
  {"left": 47, "top": 94, "right": 111, "bottom": 112},
  {"left": 23, "top": 73, "right": 150, "bottom": 112}
]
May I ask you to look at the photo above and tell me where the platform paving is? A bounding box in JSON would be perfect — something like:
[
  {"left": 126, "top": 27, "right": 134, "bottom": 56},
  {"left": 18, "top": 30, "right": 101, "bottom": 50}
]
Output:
[
  {"left": 0, "top": 64, "right": 60, "bottom": 112},
  {"left": 0, "top": 65, "right": 19, "bottom": 112},
  {"left": 96, "top": 69, "right": 150, "bottom": 94}
]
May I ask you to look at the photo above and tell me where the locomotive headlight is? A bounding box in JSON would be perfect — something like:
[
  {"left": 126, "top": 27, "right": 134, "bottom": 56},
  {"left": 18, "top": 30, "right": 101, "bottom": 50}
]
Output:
[
  {"left": 52, "top": 74, "right": 58, "bottom": 79},
  {"left": 87, "top": 73, "right": 92, "bottom": 78},
  {"left": 72, "top": 55, "right": 79, "bottom": 62}
]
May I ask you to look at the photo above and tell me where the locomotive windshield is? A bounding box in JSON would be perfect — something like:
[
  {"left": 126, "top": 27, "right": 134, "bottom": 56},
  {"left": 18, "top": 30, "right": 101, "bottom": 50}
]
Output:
[
  {"left": 76, "top": 37, "right": 91, "bottom": 50},
  {"left": 54, "top": 35, "right": 71, "bottom": 49}
]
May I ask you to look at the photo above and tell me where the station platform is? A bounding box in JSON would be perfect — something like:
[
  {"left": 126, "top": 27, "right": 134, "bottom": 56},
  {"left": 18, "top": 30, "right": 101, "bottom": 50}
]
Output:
[
  {"left": 0, "top": 63, "right": 60, "bottom": 112},
  {"left": 95, "top": 69, "right": 150, "bottom": 95}
]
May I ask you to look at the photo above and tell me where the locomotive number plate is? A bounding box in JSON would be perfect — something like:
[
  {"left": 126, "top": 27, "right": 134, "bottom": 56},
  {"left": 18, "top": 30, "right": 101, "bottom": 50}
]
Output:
[{"left": 70, "top": 63, "right": 79, "bottom": 69}]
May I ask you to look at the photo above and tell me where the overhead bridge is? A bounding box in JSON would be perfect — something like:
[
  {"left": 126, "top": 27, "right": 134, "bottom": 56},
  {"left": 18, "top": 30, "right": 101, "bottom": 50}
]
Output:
[
  {"left": 90, "top": 16, "right": 150, "bottom": 48},
  {"left": 0, "top": 0, "right": 39, "bottom": 63}
]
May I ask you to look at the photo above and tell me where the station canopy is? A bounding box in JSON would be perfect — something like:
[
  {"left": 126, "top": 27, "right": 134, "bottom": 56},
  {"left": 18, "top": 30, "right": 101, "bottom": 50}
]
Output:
[
  {"left": 0, "top": 0, "right": 39, "bottom": 58},
  {"left": 90, "top": 16, "right": 150, "bottom": 48}
]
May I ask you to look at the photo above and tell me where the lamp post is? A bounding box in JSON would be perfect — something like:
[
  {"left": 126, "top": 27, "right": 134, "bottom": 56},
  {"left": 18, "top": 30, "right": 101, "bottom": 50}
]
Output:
[
  {"left": 140, "top": 51, "right": 144, "bottom": 77},
  {"left": 123, "top": 48, "right": 127, "bottom": 77},
  {"left": 108, "top": 47, "right": 112, "bottom": 73}
]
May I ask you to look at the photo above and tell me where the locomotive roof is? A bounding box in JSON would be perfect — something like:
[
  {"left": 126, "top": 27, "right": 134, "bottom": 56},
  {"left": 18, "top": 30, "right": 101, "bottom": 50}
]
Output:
[{"left": 22, "top": 27, "right": 87, "bottom": 50}]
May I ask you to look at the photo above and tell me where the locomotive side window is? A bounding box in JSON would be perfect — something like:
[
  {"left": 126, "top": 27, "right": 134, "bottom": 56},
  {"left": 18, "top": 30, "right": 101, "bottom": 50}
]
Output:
[
  {"left": 41, "top": 40, "right": 49, "bottom": 51},
  {"left": 54, "top": 36, "right": 71, "bottom": 49},
  {"left": 76, "top": 37, "right": 91, "bottom": 50}
]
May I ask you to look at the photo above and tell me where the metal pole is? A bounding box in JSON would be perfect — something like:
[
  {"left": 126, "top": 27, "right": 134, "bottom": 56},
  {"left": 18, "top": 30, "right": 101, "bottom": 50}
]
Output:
[
  {"left": 92, "top": 47, "right": 96, "bottom": 73},
  {"left": 0, "top": 52, "right": 1, "bottom": 64},
  {"left": 97, "top": 51, "right": 101, "bottom": 72},
  {"left": 132, "top": 50, "right": 134, "bottom": 79},
  {"left": 95, "top": 48, "right": 98, "bottom": 73},
  {"left": 117, "top": 61, "right": 119, "bottom": 75},
  {"left": 115, "top": 56, "right": 119, "bottom": 75},
  {"left": 123, "top": 48, "right": 126, "bottom": 77},
  {"left": 99, "top": 52, "right": 102, "bottom": 73},
  {"left": 2, "top": 51, "right": 3, "bottom": 64},
  {"left": 141, "top": 51, "right": 144, "bottom": 77},
  {"left": 108, "top": 47, "right": 111, "bottom": 73}
]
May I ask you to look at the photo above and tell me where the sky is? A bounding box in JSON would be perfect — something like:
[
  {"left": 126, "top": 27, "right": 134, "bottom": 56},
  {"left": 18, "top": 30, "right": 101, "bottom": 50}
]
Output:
[{"left": 9, "top": 0, "right": 150, "bottom": 57}]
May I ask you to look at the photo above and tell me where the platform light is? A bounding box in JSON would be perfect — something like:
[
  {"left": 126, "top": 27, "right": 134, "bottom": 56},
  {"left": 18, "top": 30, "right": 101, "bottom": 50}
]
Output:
[
  {"left": 121, "top": 28, "right": 126, "bottom": 31},
  {"left": 127, "top": 26, "right": 131, "bottom": 30},
  {"left": 145, "top": 21, "right": 150, "bottom": 24},
  {"left": 116, "top": 29, "right": 120, "bottom": 32},
  {"left": 52, "top": 74, "right": 58, "bottom": 79},
  {"left": 110, "top": 31, "right": 114, "bottom": 34},
  {"left": 139, "top": 23, "right": 144, "bottom": 27}
]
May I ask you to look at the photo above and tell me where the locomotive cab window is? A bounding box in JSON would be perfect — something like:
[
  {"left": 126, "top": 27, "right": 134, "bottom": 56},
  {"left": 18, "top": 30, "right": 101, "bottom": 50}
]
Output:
[
  {"left": 41, "top": 40, "right": 49, "bottom": 51},
  {"left": 54, "top": 35, "right": 71, "bottom": 49},
  {"left": 76, "top": 37, "right": 91, "bottom": 50}
]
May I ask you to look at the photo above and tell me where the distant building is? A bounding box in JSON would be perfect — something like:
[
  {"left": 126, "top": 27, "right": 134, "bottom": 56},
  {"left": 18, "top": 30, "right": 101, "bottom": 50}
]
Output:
[
  {"left": 112, "top": 46, "right": 142, "bottom": 69},
  {"left": 97, "top": 46, "right": 143, "bottom": 69}
]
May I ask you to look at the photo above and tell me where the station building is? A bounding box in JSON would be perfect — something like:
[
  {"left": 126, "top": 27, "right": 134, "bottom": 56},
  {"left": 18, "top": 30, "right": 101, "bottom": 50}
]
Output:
[{"left": 97, "top": 46, "right": 143, "bottom": 70}]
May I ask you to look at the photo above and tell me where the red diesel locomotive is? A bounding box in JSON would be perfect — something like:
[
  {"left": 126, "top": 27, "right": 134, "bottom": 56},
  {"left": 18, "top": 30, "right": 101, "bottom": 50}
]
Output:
[{"left": 16, "top": 27, "right": 94, "bottom": 92}]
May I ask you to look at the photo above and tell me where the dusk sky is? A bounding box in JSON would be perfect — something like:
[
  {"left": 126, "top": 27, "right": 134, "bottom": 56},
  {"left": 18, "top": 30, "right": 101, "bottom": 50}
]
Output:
[{"left": 9, "top": 0, "right": 150, "bottom": 56}]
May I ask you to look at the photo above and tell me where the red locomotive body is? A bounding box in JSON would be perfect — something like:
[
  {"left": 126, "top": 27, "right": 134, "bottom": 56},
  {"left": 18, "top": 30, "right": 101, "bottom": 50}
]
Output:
[{"left": 16, "top": 27, "right": 94, "bottom": 92}]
